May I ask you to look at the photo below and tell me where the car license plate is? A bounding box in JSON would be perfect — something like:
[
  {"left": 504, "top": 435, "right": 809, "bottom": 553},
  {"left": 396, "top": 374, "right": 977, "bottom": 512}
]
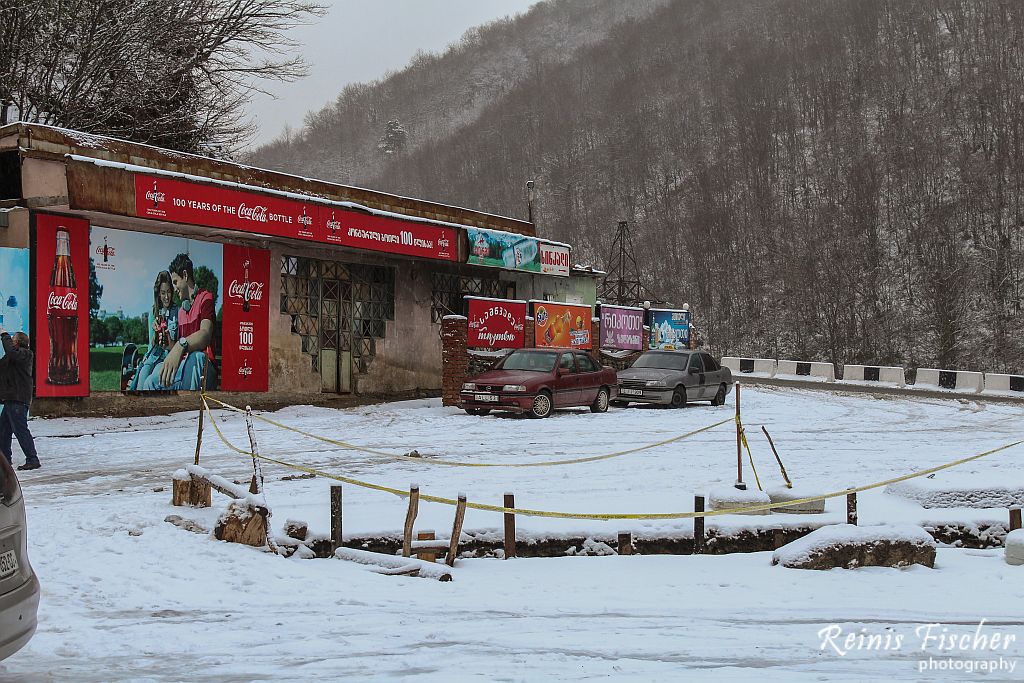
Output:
[
  {"left": 0, "top": 549, "right": 17, "bottom": 580},
  {"left": 474, "top": 393, "right": 498, "bottom": 402},
  {"left": 620, "top": 388, "right": 643, "bottom": 396}
]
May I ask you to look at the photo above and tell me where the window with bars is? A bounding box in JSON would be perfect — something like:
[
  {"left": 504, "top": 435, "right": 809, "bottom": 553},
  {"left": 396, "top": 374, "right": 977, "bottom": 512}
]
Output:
[{"left": 430, "top": 273, "right": 514, "bottom": 323}]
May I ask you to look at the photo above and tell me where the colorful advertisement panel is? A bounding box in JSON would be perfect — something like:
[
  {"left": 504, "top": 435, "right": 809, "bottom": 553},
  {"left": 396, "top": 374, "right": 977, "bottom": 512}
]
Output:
[
  {"left": 649, "top": 309, "right": 691, "bottom": 350},
  {"left": 34, "top": 213, "right": 91, "bottom": 397},
  {"left": 467, "top": 227, "right": 541, "bottom": 273},
  {"left": 0, "top": 248, "right": 30, "bottom": 360},
  {"left": 134, "top": 174, "right": 456, "bottom": 261},
  {"left": 89, "top": 226, "right": 269, "bottom": 392},
  {"left": 466, "top": 297, "right": 527, "bottom": 349},
  {"left": 533, "top": 301, "right": 592, "bottom": 350},
  {"left": 539, "top": 243, "right": 570, "bottom": 277},
  {"left": 600, "top": 305, "right": 644, "bottom": 351}
]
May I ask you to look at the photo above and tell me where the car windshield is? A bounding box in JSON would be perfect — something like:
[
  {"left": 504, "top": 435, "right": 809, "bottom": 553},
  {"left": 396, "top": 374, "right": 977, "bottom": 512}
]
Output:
[
  {"left": 500, "top": 350, "right": 559, "bottom": 372},
  {"left": 631, "top": 352, "right": 690, "bottom": 370}
]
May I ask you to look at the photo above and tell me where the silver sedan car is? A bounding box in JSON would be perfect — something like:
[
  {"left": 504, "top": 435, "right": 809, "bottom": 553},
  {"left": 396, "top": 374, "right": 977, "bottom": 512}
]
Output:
[
  {"left": 615, "top": 351, "right": 733, "bottom": 407},
  {"left": 0, "top": 456, "right": 38, "bottom": 660}
]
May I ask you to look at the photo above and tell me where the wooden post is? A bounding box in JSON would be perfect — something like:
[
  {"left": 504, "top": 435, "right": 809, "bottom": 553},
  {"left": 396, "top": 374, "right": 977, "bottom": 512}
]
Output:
[
  {"left": 773, "top": 528, "right": 786, "bottom": 550},
  {"left": 693, "top": 495, "right": 706, "bottom": 554},
  {"left": 245, "top": 406, "right": 260, "bottom": 494},
  {"left": 734, "top": 382, "right": 746, "bottom": 490},
  {"left": 417, "top": 530, "right": 437, "bottom": 563},
  {"left": 194, "top": 374, "right": 206, "bottom": 466},
  {"left": 618, "top": 532, "right": 633, "bottom": 556},
  {"left": 846, "top": 491, "right": 858, "bottom": 526},
  {"left": 447, "top": 494, "right": 467, "bottom": 567},
  {"left": 761, "top": 426, "right": 792, "bottom": 488},
  {"left": 331, "top": 485, "right": 343, "bottom": 552},
  {"left": 1010, "top": 506, "right": 1022, "bottom": 532},
  {"left": 503, "top": 492, "right": 517, "bottom": 559},
  {"left": 403, "top": 484, "right": 420, "bottom": 557}
]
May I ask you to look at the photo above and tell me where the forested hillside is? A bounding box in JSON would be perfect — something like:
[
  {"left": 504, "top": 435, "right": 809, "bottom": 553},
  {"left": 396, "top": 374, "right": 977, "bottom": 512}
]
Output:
[{"left": 248, "top": 0, "right": 1024, "bottom": 373}]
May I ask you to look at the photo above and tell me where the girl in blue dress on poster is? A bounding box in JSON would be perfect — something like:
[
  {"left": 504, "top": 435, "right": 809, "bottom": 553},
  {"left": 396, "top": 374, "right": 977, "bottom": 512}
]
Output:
[{"left": 129, "top": 271, "right": 179, "bottom": 391}]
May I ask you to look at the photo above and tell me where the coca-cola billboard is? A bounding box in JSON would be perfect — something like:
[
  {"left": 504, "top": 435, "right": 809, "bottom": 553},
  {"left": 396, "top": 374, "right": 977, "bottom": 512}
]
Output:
[
  {"left": 134, "top": 174, "right": 456, "bottom": 261},
  {"left": 466, "top": 297, "right": 527, "bottom": 350},
  {"left": 220, "top": 244, "right": 270, "bottom": 392},
  {"left": 34, "top": 213, "right": 90, "bottom": 398}
]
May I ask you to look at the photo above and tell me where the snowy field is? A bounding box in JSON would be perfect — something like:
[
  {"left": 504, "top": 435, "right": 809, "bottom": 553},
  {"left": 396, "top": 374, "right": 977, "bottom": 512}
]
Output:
[{"left": 2, "top": 385, "right": 1024, "bottom": 681}]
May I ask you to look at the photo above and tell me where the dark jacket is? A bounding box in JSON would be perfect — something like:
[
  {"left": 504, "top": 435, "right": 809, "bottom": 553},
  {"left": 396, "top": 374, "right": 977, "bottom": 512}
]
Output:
[{"left": 0, "top": 333, "right": 33, "bottom": 405}]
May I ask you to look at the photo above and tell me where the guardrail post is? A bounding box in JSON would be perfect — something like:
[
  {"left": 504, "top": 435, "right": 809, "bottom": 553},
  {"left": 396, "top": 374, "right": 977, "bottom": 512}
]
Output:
[
  {"left": 618, "top": 532, "right": 634, "bottom": 555},
  {"left": 846, "top": 491, "right": 858, "bottom": 525},
  {"left": 503, "top": 492, "right": 517, "bottom": 559},
  {"left": 331, "top": 485, "right": 343, "bottom": 552},
  {"left": 403, "top": 484, "right": 420, "bottom": 557},
  {"left": 1010, "top": 506, "right": 1022, "bottom": 532},
  {"left": 734, "top": 382, "right": 746, "bottom": 490},
  {"left": 693, "top": 495, "right": 705, "bottom": 554}
]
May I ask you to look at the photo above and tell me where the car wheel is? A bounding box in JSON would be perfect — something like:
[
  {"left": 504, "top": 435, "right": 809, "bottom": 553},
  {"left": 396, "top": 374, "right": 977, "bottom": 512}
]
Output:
[
  {"left": 465, "top": 408, "right": 491, "bottom": 416},
  {"left": 711, "top": 384, "right": 727, "bottom": 406},
  {"left": 670, "top": 387, "right": 686, "bottom": 408},
  {"left": 590, "top": 387, "right": 610, "bottom": 413},
  {"left": 529, "top": 391, "right": 553, "bottom": 418}
]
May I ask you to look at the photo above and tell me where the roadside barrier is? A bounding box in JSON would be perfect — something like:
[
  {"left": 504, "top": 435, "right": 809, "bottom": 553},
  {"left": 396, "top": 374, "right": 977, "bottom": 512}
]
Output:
[
  {"left": 201, "top": 394, "right": 730, "bottom": 468},
  {"left": 982, "top": 373, "right": 1024, "bottom": 396},
  {"left": 198, "top": 395, "right": 1024, "bottom": 521},
  {"left": 775, "top": 360, "right": 836, "bottom": 382},
  {"left": 914, "top": 368, "right": 983, "bottom": 394},
  {"left": 840, "top": 365, "right": 906, "bottom": 387},
  {"left": 722, "top": 357, "right": 777, "bottom": 378}
]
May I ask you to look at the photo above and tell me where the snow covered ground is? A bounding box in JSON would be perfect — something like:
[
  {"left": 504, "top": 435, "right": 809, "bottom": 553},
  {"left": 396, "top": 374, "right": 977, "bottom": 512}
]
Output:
[{"left": 2, "top": 385, "right": 1024, "bottom": 681}]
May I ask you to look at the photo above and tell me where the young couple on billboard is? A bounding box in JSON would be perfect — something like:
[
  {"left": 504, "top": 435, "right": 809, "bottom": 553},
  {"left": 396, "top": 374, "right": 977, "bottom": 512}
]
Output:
[{"left": 130, "top": 253, "right": 216, "bottom": 392}]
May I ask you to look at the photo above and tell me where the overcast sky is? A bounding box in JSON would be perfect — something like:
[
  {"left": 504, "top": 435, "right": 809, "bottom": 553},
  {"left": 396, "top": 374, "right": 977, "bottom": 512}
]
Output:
[{"left": 245, "top": 0, "right": 538, "bottom": 149}]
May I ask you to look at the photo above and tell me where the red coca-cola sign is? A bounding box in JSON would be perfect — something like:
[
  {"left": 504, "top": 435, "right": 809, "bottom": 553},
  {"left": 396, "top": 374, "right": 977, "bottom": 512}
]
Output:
[
  {"left": 220, "top": 244, "right": 269, "bottom": 391},
  {"left": 34, "top": 213, "right": 90, "bottom": 397},
  {"left": 134, "top": 174, "right": 457, "bottom": 261},
  {"left": 467, "top": 297, "right": 527, "bottom": 349}
]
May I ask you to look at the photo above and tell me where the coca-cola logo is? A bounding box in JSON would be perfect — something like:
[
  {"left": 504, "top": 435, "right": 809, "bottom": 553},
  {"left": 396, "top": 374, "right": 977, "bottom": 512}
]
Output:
[
  {"left": 47, "top": 291, "right": 79, "bottom": 312},
  {"left": 145, "top": 190, "right": 166, "bottom": 205},
  {"left": 326, "top": 216, "right": 341, "bottom": 233},
  {"left": 238, "top": 203, "right": 268, "bottom": 222},
  {"left": 228, "top": 280, "right": 264, "bottom": 302},
  {"left": 95, "top": 245, "right": 116, "bottom": 258},
  {"left": 238, "top": 364, "right": 253, "bottom": 377}
]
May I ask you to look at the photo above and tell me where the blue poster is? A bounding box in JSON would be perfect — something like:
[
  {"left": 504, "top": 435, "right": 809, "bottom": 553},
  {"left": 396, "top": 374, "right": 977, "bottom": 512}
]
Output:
[
  {"left": 0, "top": 248, "right": 30, "bottom": 359},
  {"left": 649, "top": 309, "right": 690, "bottom": 350}
]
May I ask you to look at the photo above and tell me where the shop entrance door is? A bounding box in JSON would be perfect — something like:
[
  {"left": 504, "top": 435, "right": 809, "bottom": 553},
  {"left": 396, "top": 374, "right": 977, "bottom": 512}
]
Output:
[{"left": 319, "top": 277, "right": 352, "bottom": 393}]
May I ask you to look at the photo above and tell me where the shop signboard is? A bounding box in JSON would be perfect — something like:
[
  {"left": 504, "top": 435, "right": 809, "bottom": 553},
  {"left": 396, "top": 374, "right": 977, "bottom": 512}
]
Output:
[
  {"left": 539, "top": 242, "right": 570, "bottom": 277},
  {"left": 0, "top": 248, "right": 30, "bottom": 360},
  {"left": 466, "top": 297, "right": 527, "bottom": 349},
  {"left": 34, "top": 213, "right": 90, "bottom": 397},
  {"left": 533, "top": 301, "right": 592, "bottom": 350},
  {"left": 89, "top": 226, "right": 269, "bottom": 392},
  {"left": 467, "top": 227, "right": 541, "bottom": 273},
  {"left": 599, "top": 305, "right": 644, "bottom": 351},
  {"left": 649, "top": 308, "right": 691, "bottom": 350},
  {"left": 134, "top": 174, "right": 456, "bottom": 262}
]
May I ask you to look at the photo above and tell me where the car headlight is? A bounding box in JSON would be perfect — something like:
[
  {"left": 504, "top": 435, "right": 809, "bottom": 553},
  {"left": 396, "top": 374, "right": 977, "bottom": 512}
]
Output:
[
  {"left": 502, "top": 384, "right": 527, "bottom": 392},
  {"left": 462, "top": 383, "right": 477, "bottom": 391},
  {"left": 646, "top": 380, "right": 667, "bottom": 387}
]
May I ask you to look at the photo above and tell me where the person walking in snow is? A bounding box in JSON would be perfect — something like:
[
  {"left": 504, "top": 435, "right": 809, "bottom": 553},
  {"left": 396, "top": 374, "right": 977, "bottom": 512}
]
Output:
[{"left": 0, "top": 325, "right": 40, "bottom": 470}]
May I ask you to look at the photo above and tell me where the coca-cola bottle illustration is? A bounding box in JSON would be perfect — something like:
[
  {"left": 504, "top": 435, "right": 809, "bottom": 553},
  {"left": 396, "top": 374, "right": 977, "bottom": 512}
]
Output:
[
  {"left": 47, "top": 229, "right": 80, "bottom": 385},
  {"left": 242, "top": 260, "right": 251, "bottom": 313}
]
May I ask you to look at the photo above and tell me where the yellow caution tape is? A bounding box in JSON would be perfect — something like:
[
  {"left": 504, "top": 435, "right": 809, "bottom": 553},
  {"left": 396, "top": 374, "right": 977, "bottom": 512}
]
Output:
[
  {"left": 200, "top": 397, "right": 1024, "bottom": 521},
  {"left": 202, "top": 394, "right": 731, "bottom": 467}
]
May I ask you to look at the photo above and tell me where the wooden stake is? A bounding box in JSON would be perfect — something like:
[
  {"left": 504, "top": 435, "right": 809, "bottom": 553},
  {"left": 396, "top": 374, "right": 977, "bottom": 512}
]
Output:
[
  {"left": 761, "top": 426, "right": 793, "bottom": 488},
  {"left": 1010, "top": 506, "right": 1022, "bottom": 532},
  {"left": 245, "top": 406, "right": 260, "bottom": 494},
  {"left": 194, "top": 374, "right": 206, "bottom": 466},
  {"left": 447, "top": 494, "right": 467, "bottom": 567},
  {"left": 694, "top": 495, "right": 706, "bottom": 554},
  {"left": 734, "top": 382, "right": 746, "bottom": 490},
  {"left": 417, "top": 530, "right": 437, "bottom": 563},
  {"left": 503, "top": 492, "right": 517, "bottom": 559},
  {"left": 331, "top": 485, "right": 343, "bottom": 552},
  {"left": 618, "top": 532, "right": 633, "bottom": 556},
  {"left": 846, "top": 491, "right": 858, "bottom": 526},
  {"left": 403, "top": 484, "right": 420, "bottom": 557}
]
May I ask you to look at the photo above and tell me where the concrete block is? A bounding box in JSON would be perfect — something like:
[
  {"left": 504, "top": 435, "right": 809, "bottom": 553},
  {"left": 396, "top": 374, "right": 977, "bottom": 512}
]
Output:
[
  {"left": 776, "top": 360, "right": 835, "bottom": 382},
  {"left": 708, "top": 487, "right": 772, "bottom": 516},
  {"left": 840, "top": 364, "right": 905, "bottom": 387},
  {"left": 772, "top": 524, "right": 936, "bottom": 570},
  {"left": 767, "top": 486, "right": 826, "bottom": 514},
  {"left": 914, "top": 368, "right": 983, "bottom": 393},
  {"left": 721, "top": 357, "right": 777, "bottom": 378}
]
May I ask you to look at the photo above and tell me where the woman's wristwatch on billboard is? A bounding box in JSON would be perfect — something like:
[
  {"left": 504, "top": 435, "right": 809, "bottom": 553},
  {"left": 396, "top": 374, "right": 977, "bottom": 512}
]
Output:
[{"left": 178, "top": 337, "right": 189, "bottom": 354}]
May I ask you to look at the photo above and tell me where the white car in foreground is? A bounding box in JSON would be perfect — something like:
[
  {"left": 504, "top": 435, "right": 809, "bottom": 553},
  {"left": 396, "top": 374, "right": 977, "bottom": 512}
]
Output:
[{"left": 0, "top": 456, "right": 38, "bottom": 660}]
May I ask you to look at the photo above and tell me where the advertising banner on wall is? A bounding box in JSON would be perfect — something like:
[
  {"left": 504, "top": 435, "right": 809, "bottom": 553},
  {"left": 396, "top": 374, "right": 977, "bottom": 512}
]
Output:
[
  {"left": 90, "top": 226, "right": 269, "bottom": 393},
  {"left": 649, "top": 309, "right": 691, "bottom": 350},
  {"left": 599, "top": 305, "right": 645, "bottom": 351},
  {"left": 34, "top": 213, "right": 91, "bottom": 397},
  {"left": 539, "top": 242, "right": 570, "bottom": 277},
  {"left": 466, "top": 297, "right": 527, "bottom": 349},
  {"left": 134, "top": 174, "right": 456, "bottom": 262},
  {"left": 533, "top": 301, "right": 592, "bottom": 349},
  {"left": 467, "top": 228, "right": 541, "bottom": 273},
  {"left": 0, "top": 248, "right": 30, "bottom": 362}
]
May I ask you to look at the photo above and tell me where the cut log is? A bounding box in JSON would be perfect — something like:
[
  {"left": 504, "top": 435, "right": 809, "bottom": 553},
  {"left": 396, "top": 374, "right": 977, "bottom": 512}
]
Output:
[
  {"left": 284, "top": 519, "right": 309, "bottom": 541},
  {"left": 335, "top": 547, "right": 453, "bottom": 581},
  {"left": 214, "top": 500, "right": 269, "bottom": 547},
  {"left": 171, "top": 473, "right": 212, "bottom": 508}
]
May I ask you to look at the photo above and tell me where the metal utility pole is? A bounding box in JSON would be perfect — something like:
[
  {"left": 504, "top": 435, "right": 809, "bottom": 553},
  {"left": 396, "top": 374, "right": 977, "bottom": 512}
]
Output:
[{"left": 598, "top": 220, "right": 658, "bottom": 306}]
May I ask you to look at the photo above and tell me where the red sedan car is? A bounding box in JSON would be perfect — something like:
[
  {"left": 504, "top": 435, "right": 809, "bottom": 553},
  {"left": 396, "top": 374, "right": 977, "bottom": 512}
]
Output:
[{"left": 460, "top": 348, "right": 618, "bottom": 418}]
